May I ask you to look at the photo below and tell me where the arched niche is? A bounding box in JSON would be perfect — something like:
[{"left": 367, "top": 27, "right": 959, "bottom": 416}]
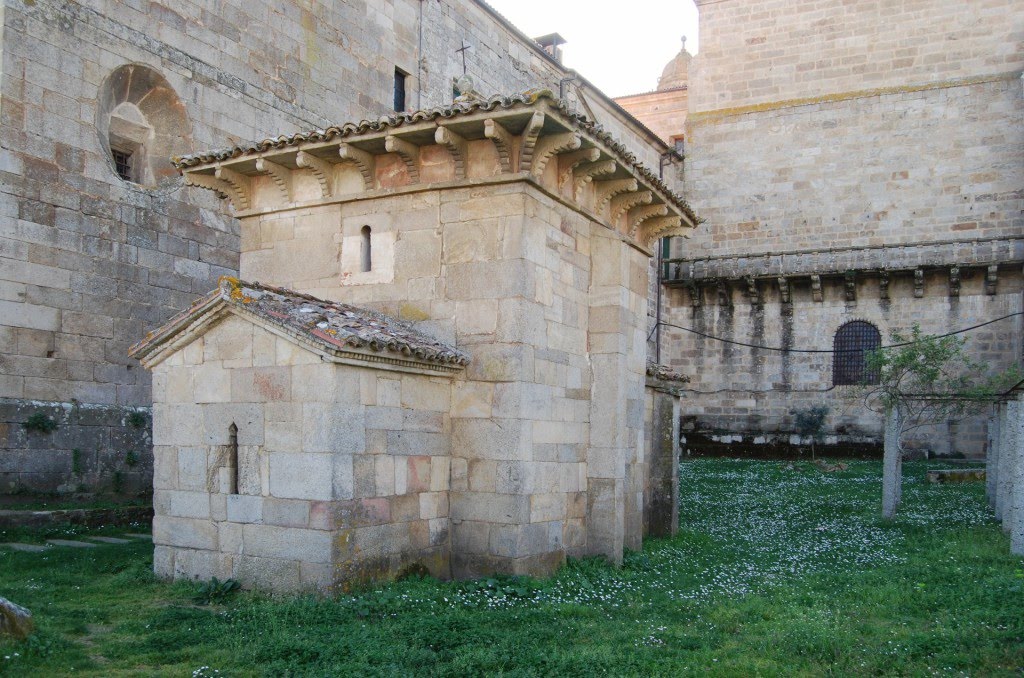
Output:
[{"left": 96, "top": 64, "right": 193, "bottom": 187}]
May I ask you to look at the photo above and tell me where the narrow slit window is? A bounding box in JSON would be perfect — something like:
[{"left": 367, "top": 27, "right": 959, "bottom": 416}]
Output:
[
  {"left": 360, "top": 226, "right": 372, "bottom": 272},
  {"left": 228, "top": 422, "right": 238, "bottom": 494},
  {"left": 393, "top": 68, "right": 407, "bottom": 112}
]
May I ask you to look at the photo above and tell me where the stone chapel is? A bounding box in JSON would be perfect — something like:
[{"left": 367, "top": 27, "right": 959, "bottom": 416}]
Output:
[{"left": 129, "top": 91, "right": 692, "bottom": 591}]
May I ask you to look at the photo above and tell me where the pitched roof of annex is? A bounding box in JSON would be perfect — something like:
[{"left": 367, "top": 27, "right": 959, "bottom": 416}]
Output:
[{"left": 129, "top": 277, "right": 469, "bottom": 373}]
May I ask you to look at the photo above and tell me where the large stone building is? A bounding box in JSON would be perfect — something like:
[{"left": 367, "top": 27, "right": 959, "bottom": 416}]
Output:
[
  {"left": 129, "top": 91, "right": 691, "bottom": 589},
  {"left": 0, "top": 0, "right": 673, "bottom": 495},
  {"left": 622, "top": 0, "right": 1024, "bottom": 457}
]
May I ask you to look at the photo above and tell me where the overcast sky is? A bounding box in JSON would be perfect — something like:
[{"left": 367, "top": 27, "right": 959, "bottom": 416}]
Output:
[{"left": 484, "top": 0, "right": 700, "bottom": 97}]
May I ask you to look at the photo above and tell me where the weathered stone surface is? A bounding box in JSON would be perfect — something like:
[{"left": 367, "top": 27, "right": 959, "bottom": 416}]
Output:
[{"left": 0, "top": 597, "right": 34, "bottom": 639}]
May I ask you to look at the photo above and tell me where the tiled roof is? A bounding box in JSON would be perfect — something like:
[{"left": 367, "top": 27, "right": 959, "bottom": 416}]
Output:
[
  {"left": 129, "top": 278, "right": 469, "bottom": 370},
  {"left": 172, "top": 90, "right": 699, "bottom": 226}
]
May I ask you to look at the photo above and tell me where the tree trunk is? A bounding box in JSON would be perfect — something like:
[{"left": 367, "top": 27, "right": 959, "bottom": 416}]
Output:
[{"left": 882, "top": 406, "right": 902, "bottom": 519}]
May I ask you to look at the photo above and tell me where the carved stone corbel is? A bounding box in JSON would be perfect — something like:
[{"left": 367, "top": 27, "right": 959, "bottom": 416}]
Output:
[
  {"left": 594, "top": 178, "right": 638, "bottom": 213},
  {"left": 557, "top": 148, "right": 600, "bottom": 188},
  {"left": 572, "top": 159, "right": 616, "bottom": 193},
  {"left": 949, "top": 265, "right": 960, "bottom": 297},
  {"left": 985, "top": 264, "right": 998, "bottom": 295},
  {"left": 483, "top": 118, "right": 514, "bottom": 172},
  {"left": 255, "top": 158, "right": 292, "bottom": 203},
  {"left": 627, "top": 204, "right": 668, "bottom": 236},
  {"left": 777, "top": 276, "right": 791, "bottom": 304},
  {"left": 435, "top": 126, "right": 468, "bottom": 179},
  {"left": 610, "top": 190, "right": 652, "bottom": 222},
  {"left": 844, "top": 271, "right": 856, "bottom": 302},
  {"left": 639, "top": 216, "right": 683, "bottom": 245},
  {"left": 184, "top": 173, "right": 232, "bottom": 201},
  {"left": 295, "top": 151, "right": 335, "bottom": 198},
  {"left": 384, "top": 135, "right": 420, "bottom": 183},
  {"left": 214, "top": 166, "right": 251, "bottom": 210},
  {"left": 338, "top": 143, "right": 376, "bottom": 189},
  {"left": 527, "top": 132, "right": 581, "bottom": 177},
  {"left": 518, "top": 111, "right": 545, "bottom": 171},
  {"left": 716, "top": 280, "right": 732, "bottom": 307},
  {"left": 879, "top": 271, "right": 890, "bottom": 300},
  {"left": 744, "top": 276, "right": 761, "bottom": 305},
  {"left": 810, "top": 274, "right": 823, "bottom": 302},
  {"left": 684, "top": 280, "right": 702, "bottom": 307},
  {"left": 913, "top": 268, "right": 924, "bottom": 298}
]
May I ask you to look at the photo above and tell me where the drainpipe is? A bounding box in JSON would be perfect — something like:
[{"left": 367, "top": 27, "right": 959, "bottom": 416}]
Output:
[
  {"left": 654, "top": 149, "right": 683, "bottom": 364},
  {"left": 417, "top": 0, "right": 425, "bottom": 109}
]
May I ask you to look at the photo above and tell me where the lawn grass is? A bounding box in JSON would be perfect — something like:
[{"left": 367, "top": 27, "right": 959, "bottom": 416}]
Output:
[{"left": 1, "top": 459, "right": 1021, "bottom": 676}]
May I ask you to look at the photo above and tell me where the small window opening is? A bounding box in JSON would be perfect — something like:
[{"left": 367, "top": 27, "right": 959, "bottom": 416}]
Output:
[
  {"left": 672, "top": 136, "right": 685, "bottom": 156},
  {"left": 228, "top": 422, "right": 238, "bottom": 495},
  {"left": 360, "top": 226, "right": 372, "bottom": 273},
  {"left": 112, "top": 148, "right": 134, "bottom": 181},
  {"left": 833, "top": 321, "right": 881, "bottom": 386},
  {"left": 393, "top": 68, "right": 407, "bottom": 112}
]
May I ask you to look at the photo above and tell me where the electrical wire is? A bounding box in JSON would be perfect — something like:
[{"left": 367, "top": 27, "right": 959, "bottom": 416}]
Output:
[{"left": 647, "top": 310, "right": 1024, "bottom": 354}]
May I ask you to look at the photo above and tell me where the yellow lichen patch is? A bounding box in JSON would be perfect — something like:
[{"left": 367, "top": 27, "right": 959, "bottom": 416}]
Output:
[
  {"left": 399, "top": 303, "right": 430, "bottom": 321},
  {"left": 218, "top": 275, "right": 246, "bottom": 302}
]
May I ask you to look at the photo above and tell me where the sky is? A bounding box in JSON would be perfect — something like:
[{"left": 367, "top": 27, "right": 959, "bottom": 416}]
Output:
[{"left": 484, "top": 0, "right": 700, "bottom": 98}]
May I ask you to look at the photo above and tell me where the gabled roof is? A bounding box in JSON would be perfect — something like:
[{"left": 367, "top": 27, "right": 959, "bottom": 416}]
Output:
[{"left": 129, "top": 278, "right": 469, "bottom": 373}]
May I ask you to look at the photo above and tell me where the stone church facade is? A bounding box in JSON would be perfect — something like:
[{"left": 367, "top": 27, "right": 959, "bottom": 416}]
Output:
[
  {"left": 0, "top": 0, "right": 672, "bottom": 495},
  {"left": 622, "top": 0, "right": 1024, "bottom": 457}
]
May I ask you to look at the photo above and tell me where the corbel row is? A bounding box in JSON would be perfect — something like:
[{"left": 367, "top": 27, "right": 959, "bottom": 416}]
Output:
[
  {"left": 677, "top": 263, "right": 1006, "bottom": 307},
  {"left": 182, "top": 109, "right": 693, "bottom": 246}
]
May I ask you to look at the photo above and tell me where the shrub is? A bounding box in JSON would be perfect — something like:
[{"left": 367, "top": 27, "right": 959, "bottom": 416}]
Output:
[{"left": 194, "top": 577, "right": 241, "bottom": 605}]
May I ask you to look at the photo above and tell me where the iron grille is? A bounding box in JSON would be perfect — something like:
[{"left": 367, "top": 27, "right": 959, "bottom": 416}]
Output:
[
  {"left": 833, "top": 320, "right": 881, "bottom": 385},
  {"left": 112, "top": 148, "right": 133, "bottom": 182}
]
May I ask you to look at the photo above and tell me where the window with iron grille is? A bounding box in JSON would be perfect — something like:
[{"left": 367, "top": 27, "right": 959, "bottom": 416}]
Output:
[
  {"left": 833, "top": 320, "right": 881, "bottom": 385},
  {"left": 111, "top": 148, "right": 133, "bottom": 182},
  {"left": 393, "top": 68, "right": 407, "bottom": 112}
]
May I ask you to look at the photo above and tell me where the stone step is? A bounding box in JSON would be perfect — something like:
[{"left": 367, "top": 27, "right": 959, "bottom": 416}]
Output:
[
  {"left": 46, "top": 539, "right": 98, "bottom": 548},
  {"left": 926, "top": 469, "right": 986, "bottom": 484},
  {"left": 122, "top": 533, "right": 152, "bottom": 540},
  {"left": 0, "top": 543, "right": 47, "bottom": 553},
  {"left": 86, "top": 536, "right": 132, "bottom": 544}
]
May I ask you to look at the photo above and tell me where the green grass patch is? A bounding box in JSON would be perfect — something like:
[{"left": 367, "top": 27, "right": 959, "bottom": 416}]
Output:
[{"left": 1, "top": 460, "right": 1021, "bottom": 676}]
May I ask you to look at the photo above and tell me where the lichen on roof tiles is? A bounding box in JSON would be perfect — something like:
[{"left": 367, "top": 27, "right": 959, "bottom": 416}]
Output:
[{"left": 129, "top": 277, "right": 469, "bottom": 370}]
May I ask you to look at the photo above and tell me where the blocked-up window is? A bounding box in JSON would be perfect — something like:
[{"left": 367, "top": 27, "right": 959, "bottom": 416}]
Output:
[{"left": 833, "top": 321, "right": 881, "bottom": 386}]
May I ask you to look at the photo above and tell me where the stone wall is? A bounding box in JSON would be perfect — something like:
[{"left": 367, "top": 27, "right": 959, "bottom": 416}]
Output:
[
  {"left": 151, "top": 314, "right": 453, "bottom": 592},
  {"left": 239, "top": 181, "right": 621, "bottom": 575},
  {"left": 682, "top": 78, "right": 1024, "bottom": 258},
  {"left": 654, "top": 0, "right": 1024, "bottom": 455},
  {"left": 662, "top": 269, "right": 1024, "bottom": 456},
  {"left": 690, "top": 0, "right": 1024, "bottom": 112},
  {"left": 0, "top": 397, "right": 151, "bottom": 495},
  {"left": 0, "top": 0, "right": 668, "bottom": 495}
]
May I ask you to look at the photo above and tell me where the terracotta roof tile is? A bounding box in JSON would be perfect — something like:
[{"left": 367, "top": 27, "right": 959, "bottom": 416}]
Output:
[
  {"left": 130, "top": 278, "right": 469, "bottom": 370},
  {"left": 172, "top": 90, "right": 699, "bottom": 226}
]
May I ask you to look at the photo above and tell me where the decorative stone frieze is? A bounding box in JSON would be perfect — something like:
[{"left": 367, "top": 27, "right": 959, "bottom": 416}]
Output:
[{"left": 175, "top": 91, "right": 699, "bottom": 248}]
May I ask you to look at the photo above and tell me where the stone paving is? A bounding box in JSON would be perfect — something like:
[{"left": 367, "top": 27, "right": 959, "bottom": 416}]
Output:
[{"left": 0, "top": 534, "right": 151, "bottom": 552}]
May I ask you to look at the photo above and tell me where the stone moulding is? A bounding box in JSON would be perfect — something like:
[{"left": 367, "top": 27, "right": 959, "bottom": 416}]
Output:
[
  {"left": 129, "top": 277, "right": 469, "bottom": 375},
  {"left": 173, "top": 91, "right": 700, "bottom": 247}
]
